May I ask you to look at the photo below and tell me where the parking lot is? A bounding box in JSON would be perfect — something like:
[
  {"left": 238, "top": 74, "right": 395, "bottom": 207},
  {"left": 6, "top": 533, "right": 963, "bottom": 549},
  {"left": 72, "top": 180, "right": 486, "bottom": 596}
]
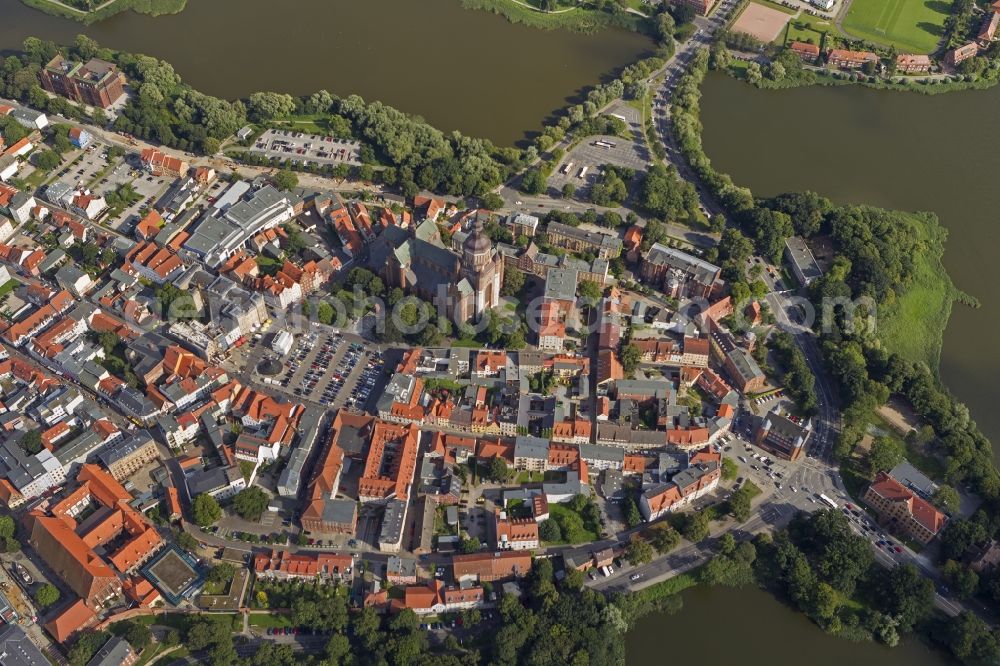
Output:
[
  {"left": 94, "top": 154, "right": 173, "bottom": 231},
  {"left": 254, "top": 328, "right": 384, "bottom": 411},
  {"left": 547, "top": 128, "right": 649, "bottom": 198},
  {"left": 249, "top": 129, "right": 361, "bottom": 168}
]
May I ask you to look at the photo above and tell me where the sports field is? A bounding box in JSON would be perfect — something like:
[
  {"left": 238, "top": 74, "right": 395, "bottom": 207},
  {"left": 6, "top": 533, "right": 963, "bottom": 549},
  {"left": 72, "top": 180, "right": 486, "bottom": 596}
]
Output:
[{"left": 842, "top": 0, "right": 949, "bottom": 53}]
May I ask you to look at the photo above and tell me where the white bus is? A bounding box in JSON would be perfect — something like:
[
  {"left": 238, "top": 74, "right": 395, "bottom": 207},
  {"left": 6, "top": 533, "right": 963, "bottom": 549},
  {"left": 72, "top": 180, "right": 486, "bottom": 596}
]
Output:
[
  {"left": 820, "top": 493, "right": 838, "bottom": 509},
  {"left": 610, "top": 113, "right": 627, "bottom": 123},
  {"left": 593, "top": 140, "right": 617, "bottom": 149},
  {"left": 561, "top": 161, "right": 574, "bottom": 175},
  {"left": 577, "top": 166, "right": 588, "bottom": 178}
]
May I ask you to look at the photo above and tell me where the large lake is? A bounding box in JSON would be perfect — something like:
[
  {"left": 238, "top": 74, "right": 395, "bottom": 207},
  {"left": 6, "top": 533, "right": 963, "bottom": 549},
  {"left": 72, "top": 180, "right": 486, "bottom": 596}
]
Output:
[
  {"left": 627, "top": 586, "right": 949, "bottom": 666},
  {"left": 0, "top": 0, "right": 652, "bottom": 145},
  {"left": 699, "top": 72, "right": 1000, "bottom": 458}
]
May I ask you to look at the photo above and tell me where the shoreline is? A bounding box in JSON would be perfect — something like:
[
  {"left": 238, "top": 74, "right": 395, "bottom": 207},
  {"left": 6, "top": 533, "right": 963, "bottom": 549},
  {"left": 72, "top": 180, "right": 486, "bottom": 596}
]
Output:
[{"left": 20, "top": 0, "right": 187, "bottom": 24}]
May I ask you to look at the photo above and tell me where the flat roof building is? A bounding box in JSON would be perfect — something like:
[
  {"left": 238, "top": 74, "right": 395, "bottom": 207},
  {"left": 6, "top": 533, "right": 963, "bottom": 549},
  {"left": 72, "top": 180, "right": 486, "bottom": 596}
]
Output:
[{"left": 784, "top": 236, "right": 823, "bottom": 286}]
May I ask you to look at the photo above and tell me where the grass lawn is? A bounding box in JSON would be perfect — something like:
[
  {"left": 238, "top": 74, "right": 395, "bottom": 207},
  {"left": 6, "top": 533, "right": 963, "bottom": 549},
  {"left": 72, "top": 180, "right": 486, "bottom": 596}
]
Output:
[
  {"left": 0, "top": 280, "right": 18, "bottom": 299},
  {"left": 451, "top": 338, "right": 483, "bottom": 349},
  {"left": 546, "top": 503, "right": 600, "bottom": 544},
  {"left": 842, "top": 0, "right": 948, "bottom": 53},
  {"left": 249, "top": 613, "right": 293, "bottom": 629},
  {"left": 239, "top": 459, "right": 256, "bottom": 484},
  {"left": 752, "top": 0, "right": 797, "bottom": 15},
  {"left": 515, "top": 471, "right": 545, "bottom": 484},
  {"left": 876, "top": 213, "right": 955, "bottom": 371},
  {"left": 781, "top": 16, "right": 837, "bottom": 46}
]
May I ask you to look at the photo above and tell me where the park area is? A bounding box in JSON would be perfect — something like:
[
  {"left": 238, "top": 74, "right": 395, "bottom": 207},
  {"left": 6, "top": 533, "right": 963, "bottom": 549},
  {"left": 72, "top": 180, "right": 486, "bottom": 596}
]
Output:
[
  {"left": 732, "top": 2, "right": 794, "bottom": 44},
  {"left": 842, "top": 0, "right": 949, "bottom": 53}
]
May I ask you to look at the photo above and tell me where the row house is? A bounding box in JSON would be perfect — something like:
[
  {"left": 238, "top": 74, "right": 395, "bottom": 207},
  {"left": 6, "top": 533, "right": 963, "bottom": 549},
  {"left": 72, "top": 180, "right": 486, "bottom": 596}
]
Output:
[
  {"left": 253, "top": 549, "right": 354, "bottom": 581},
  {"left": 122, "top": 241, "right": 185, "bottom": 285},
  {"left": 639, "top": 449, "right": 722, "bottom": 521}
]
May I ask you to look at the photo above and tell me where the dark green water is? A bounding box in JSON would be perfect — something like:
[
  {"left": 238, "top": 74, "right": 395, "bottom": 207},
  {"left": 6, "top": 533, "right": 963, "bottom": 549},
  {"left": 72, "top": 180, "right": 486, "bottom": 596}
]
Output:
[
  {"left": 0, "top": 0, "right": 652, "bottom": 145},
  {"left": 627, "top": 585, "right": 949, "bottom": 666},
  {"left": 699, "top": 73, "right": 1000, "bottom": 456}
]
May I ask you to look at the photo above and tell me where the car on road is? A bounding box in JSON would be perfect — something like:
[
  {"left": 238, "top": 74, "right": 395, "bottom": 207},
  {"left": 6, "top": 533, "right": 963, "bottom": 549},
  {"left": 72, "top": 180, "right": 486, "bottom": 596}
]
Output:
[{"left": 630, "top": 573, "right": 642, "bottom": 581}]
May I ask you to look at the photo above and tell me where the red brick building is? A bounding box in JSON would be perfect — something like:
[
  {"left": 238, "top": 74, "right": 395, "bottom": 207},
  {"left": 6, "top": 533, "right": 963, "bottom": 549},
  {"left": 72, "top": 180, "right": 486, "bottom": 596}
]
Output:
[
  {"left": 946, "top": 42, "right": 979, "bottom": 67},
  {"left": 40, "top": 56, "right": 125, "bottom": 109},
  {"left": 863, "top": 472, "right": 947, "bottom": 544},
  {"left": 827, "top": 49, "right": 879, "bottom": 69},
  {"left": 895, "top": 54, "right": 932, "bottom": 73},
  {"left": 789, "top": 41, "right": 820, "bottom": 63}
]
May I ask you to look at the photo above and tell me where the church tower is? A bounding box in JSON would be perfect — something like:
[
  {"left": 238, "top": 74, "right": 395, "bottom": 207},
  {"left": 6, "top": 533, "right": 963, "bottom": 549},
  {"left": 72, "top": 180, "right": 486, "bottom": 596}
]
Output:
[{"left": 461, "top": 218, "right": 502, "bottom": 317}]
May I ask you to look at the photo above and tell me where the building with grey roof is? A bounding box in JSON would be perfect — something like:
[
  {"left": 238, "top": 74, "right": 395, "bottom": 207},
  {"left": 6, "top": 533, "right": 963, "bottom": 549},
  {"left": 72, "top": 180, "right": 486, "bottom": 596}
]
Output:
[
  {"left": 513, "top": 435, "right": 549, "bottom": 470},
  {"left": 545, "top": 221, "right": 622, "bottom": 259},
  {"left": 784, "top": 236, "right": 823, "bottom": 287},
  {"left": 543, "top": 267, "right": 578, "bottom": 303},
  {"left": 579, "top": 444, "right": 626, "bottom": 470},
  {"left": 183, "top": 184, "right": 293, "bottom": 267},
  {"left": 186, "top": 465, "right": 245, "bottom": 499},
  {"left": 0, "top": 624, "right": 47, "bottom": 666},
  {"left": 639, "top": 243, "right": 720, "bottom": 300},
  {"left": 753, "top": 409, "right": 811, "bottom": 462},
  {"left": 9, "top": 106, "right": 48, "bottom": 130},
  {"left": 378, "top": 499, "right": 408, "bottom": 553},
  {"left": 543, "top": 471, "right": 587, "bottom": 504},
  {"left": 85, "top": 635, "right": 134, "bottom": 666},
  {"left": 37, "top": 248, "right": 67, "bottom": 274},
  {"left": 277, "top": 406, "right": 324, "bottom": 497},
  {"left": 889, "top": 461, "right": 939, "bottom": 500},
  {"left": 55, "top": 429, "right": 113, "bottom": 471},
  {"left": 0, "top": 437, "right": 64, "bottom": 503}
]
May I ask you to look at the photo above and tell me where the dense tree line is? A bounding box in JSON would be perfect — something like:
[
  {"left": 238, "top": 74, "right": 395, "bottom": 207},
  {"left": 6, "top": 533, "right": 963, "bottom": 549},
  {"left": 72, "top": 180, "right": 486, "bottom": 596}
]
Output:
[{"left": 770, "top": 331, "right": 818, "bottom": 414}]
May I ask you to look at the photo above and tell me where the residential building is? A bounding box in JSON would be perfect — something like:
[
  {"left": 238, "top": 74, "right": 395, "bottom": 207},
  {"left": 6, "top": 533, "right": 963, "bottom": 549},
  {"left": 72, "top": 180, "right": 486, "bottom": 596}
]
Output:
[
  {"left": 507, "top": 213, "right": 539, "bottom": 238},
  {"left": 668, "top": 0, "right": 715, "bottom": 14},
  {"left": 139, "top": 148, "right": 189, "bottom": 179},
  {"left": 378, "top": 498, "right": 408, "bottom": 552},
  {"left": 97, "top": 430, "right": 158, "bottom": 481},
  {"left": 495, "top": 511, "right": 539, "bottom": 550},
  {"left": 123, "top": 241, "right": 185, "bottom": 285},
  {"left": 827, "top": 49, "right": 879, "bottom": 69},
  {"left": 947, "top": 43, "right": 979, "bottom": 67},
  {"left": 513, "top": 435, "right": 549, "bottom": 471},
  {"left": 0, "top": 624, "right": 48, "bottom": 664},
  {"left": 86, "top": 636, "right": 136, "bottom": 666},
  {"left": 639, "top": 244, "right": 720, "bottom": 300},
  {"left": 544, "top": 221, "right": 622, "bottom": 259},
  {"left": 185, "top": 465, "right": 245, "bottom": 500},
  {"left": 40, "top": 56, "right": 126, "bottom": 108},
  {"left": 253, "top": 550, "right": 353, "bottom": 581},
  {"left": 753, "top": 410, "right": 810, "bottom": 461},
  {"left": 639, "top": 448, "right": 722, "bottom": 521},
  {"left": 399, "top": 580, "right": 484, "bottom": 615},
  {"left": 863, "top": 471, "right": 947, "bottom": 544},
  {"left": 789, "top": 41, "right": 820, "bottom": 63},
  {"left": 896, "top": 54, "right": 932, "bottom": 73},
  {"left": 452, "top": 551, "right": 532, "bottom": 582}
]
